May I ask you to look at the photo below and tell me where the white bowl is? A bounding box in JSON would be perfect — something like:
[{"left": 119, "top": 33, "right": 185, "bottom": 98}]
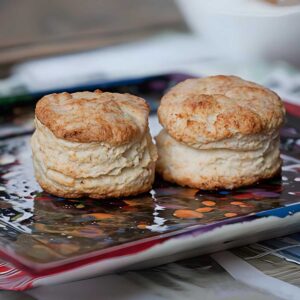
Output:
[{"left": 176, "top": 0, "right": 300, "bottom": 65}]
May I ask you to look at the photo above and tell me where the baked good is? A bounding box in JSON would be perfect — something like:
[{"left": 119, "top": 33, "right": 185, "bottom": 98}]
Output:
[
  {"left": 31, "top": 90, "right": 157, "bottom": 199},
  {"left": 156, "top": 75, "right": 285, "bottom": 189}
]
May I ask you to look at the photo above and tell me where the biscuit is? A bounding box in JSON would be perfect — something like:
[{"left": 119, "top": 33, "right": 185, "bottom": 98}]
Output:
[
  {"left": 156, "top": 75, "right": 285, "bottom": 189},
  {"left": 158, "top": 75, "right": 285, "bottom": 149},
  {"left": 31, "top": 90, "right": 157, "bottom": 199}
]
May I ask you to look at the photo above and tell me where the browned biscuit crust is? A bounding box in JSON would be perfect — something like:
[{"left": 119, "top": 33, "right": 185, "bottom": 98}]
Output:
[
  {"left": 158, "top": 75, "right": 285, "bottom": 147},
  {"left": 36, "top": 90, "right": 149, "bottom": 145}
]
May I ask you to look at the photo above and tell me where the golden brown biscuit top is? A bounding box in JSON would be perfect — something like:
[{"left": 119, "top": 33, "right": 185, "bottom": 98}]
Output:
[
  {"left": 35, "top": 90, "right": 150, "bottom": 145},
  {"left": 158, "top": 75, "right": 285, "bottom": 146}
]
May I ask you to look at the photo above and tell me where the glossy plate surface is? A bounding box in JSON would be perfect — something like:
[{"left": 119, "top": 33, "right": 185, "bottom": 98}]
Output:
[{"left": 0, "top": 74, "right": 300, "bottom": 289}]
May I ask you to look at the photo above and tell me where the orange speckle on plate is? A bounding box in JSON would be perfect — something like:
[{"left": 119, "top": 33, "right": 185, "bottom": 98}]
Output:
[
  {"left": 195, "top": 207, "right": 214, "bottom": 213},
  {"left": 182, "top": 189, "right": 199, "bottom": 197},
  {"left": 202, "top": 200, "right": 216, "bottom": 207},
  {"left": 85, "top": 213, "right": 114, "bottom": 220},
  {"left": 124, "top": 200, "right": 140, "bottom": 206},
  {"left": 240, "top": 204, "right": 251, "bottom": 208},
  {"left": 56, "top": 243, "right": 80, "bottom": 255},
  {"left": 137, "top": 224, "right": 147, "bottom": 230},
  {"left": 173, "top": 209, "right": 203, "bottom": 219},
  {"left": 34, "top": 223, "right": 46, "bottom": 231},
  {"left": 230, "top": 201, "right": 244, "bottom": 206},
  {"left": 224, "top": 212, "right": 237, "bottom": 218}
]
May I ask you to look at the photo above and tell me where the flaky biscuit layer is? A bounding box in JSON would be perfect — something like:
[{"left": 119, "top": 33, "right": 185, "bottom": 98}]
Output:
[
  {"left": 32, "top": 119, "right": 157, "bottom": 198},
  {"left": 156, "top": 130, "right": 281, "bottom": 190}
]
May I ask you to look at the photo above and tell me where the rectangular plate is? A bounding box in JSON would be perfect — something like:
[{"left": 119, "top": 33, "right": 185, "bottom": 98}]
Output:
[{"left": 0, "top": 73, "right": 300, "bottom": 290}]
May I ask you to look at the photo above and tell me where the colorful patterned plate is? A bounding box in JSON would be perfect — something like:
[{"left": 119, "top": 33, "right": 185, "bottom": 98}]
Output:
[{"left": 0, "top": 74, "right": 300, "bottom": 290}]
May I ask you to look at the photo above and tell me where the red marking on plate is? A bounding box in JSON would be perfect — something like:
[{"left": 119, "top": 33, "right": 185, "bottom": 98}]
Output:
[
  {"left": 284, "top": 101, "right": 300, "bottom": 117},
  {"left": 233, "top": 194, "right": 251, "bottom": 200}
]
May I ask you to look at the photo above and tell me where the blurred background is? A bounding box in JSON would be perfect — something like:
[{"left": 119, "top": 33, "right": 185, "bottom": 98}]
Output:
[
  {"left": 1, "top": 0, "right": 300, "bottom": 102},
  {"left": 0, "top": 0, "right": 185, "bottom": 71}
]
